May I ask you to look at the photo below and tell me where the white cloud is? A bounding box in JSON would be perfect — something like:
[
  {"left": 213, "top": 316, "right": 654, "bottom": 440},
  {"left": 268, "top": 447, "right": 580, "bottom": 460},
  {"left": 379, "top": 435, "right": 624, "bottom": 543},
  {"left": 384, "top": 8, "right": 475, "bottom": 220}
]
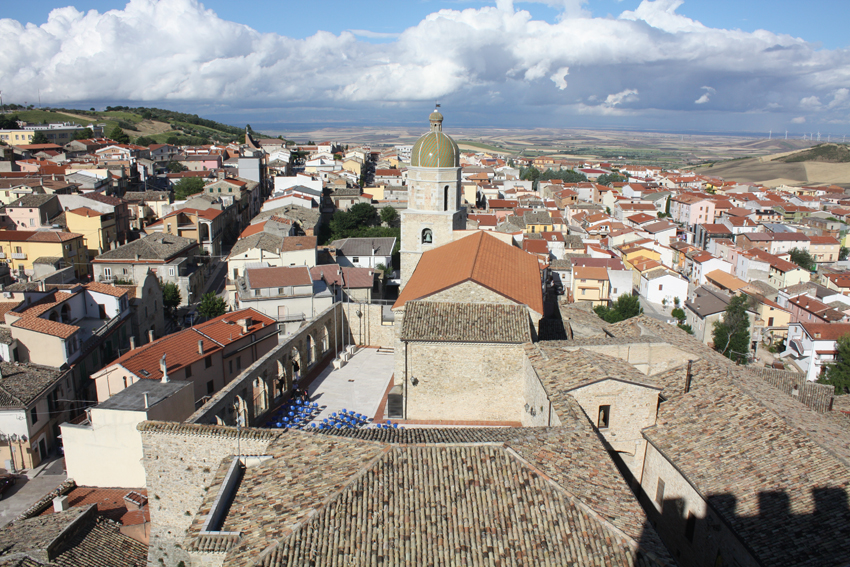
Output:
[
  {"left": 695, "top": 86, "right": 715, "bottom": 104},
  {"left": 800, "top": 96, "right": 823, "bottom": 110},
  {"left": 0, "top": 0, "right": 849, "bottom": 129},
  {"left": 604, "top": 89, "right": 639, "bottom": 107},
  {"left": 791, "top": 116, "right": 806, "bottom": 124},
  {"left": 550, "top": 66, "right": 569, "bottom": 90}
]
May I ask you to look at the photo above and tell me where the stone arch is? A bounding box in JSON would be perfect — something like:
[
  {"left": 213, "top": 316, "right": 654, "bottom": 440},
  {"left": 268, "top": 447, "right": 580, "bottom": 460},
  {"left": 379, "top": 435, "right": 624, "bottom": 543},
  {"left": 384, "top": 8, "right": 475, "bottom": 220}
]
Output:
[
  {"left": 276, "top": 359, "right": 288, "bottom": 397},
  {"left": 60, "top": 304, "right": 71, "bottom": 323},
  {"left": 320, "top": 325, "right": 329, "bottom": 354},
  {"left": 306, "top": 334, "right": 315, "bottom": 367},
  {"left": 421, "top": 228, "right": 433, "bottom": 244},
  {"left": 253, "top": 377, "right": 269, "bottom": 417},
  {"left": 234, "top": 395, "right": 248, "bottom": 426},
  {"left": 290, "top": 345, "right": 302, "bottom": 384},
  {"left": 49, "top": 311, "right": 59, "bottom": 322}
]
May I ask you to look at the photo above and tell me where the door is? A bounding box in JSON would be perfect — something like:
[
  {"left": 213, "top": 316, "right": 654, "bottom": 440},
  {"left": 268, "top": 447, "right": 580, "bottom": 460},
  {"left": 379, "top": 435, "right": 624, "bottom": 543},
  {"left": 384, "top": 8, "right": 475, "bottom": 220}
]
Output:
[{"left": 38, "top": 438, "right": 47, "bottom": 462}]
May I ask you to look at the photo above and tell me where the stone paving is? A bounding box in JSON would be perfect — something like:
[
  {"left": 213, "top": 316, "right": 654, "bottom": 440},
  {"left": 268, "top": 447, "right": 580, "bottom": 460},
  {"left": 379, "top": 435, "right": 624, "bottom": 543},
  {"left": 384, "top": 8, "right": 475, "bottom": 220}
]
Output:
[
  {"left": 304, "top": 347, "right": 395, "bottom": 425},
  {"left": 0, "top": 455, "right": 67, "bottom": 527}
]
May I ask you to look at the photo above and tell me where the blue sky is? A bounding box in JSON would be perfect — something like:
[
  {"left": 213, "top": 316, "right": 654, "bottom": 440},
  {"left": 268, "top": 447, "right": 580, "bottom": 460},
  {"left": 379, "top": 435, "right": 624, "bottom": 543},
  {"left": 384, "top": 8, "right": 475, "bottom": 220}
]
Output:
[{"left": 2, "top": 0, "right": 849, "bottom": 134}]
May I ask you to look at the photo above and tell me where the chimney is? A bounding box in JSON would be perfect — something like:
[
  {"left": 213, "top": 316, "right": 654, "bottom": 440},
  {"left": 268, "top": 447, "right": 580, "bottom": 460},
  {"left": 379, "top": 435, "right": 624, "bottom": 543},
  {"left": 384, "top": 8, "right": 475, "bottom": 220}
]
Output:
[
  {"left": 53, "top": 495, "right": 69, "bottom": 512},
  {"left": 135, "top": 252, "right": 140, "bottom": 261},
  {"left": 148, "top": 330, "right": 155, "bottom": 343},
  {"left": 198, "top": 340, "right": 204, "bottom": 355},
  {"left": 129, "top": 336, "right": 136, "bottom": 350},
  {"left": 160, "top": 353, "right": 169, "bottom": 383},
  {"left": 143, "top": 393, "right": 150, "bottom": 409},
  {"left": 238, "top": 317, "right": 251, "bottom": 334}
]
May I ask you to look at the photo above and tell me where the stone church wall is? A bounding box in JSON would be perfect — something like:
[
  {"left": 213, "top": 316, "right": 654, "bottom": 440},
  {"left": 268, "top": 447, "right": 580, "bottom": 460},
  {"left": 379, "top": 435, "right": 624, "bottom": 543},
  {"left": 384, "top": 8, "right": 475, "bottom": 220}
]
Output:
[
  {"left": 571, "top": 341, "right": 690, "bottom": 375},
  {"left": 404, "top": 341, "right": 525, "bottom": 422},
  {"left": 521, "top": 355, "right": 561, "bottom": 427},
  {"left": 348, "top": 303, "right": 396, "bottom": 348},
  {"left": 568, "top": 379, "right": 659, "bottom": 477},
  {"left": 140, "top": 423, "right": 277, "bottom": 567}
]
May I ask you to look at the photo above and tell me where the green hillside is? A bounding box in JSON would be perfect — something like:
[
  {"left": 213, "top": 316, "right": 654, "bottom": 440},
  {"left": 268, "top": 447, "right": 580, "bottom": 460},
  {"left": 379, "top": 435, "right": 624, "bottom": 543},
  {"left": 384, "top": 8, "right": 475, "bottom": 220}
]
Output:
[
  {"left": 781, "top": 143, "right": 850, "bottom": 163},
  {"left": 3, "top": 106, "right": 275, "bottom": 145}
]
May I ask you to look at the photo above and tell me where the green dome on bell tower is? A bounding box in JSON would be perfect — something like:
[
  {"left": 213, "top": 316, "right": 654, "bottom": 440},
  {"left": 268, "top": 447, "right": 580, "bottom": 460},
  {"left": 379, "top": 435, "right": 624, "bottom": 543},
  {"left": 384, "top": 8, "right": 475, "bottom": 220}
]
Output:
[{"left": 410, "top": 108, "right": 460, "bottom": 168}]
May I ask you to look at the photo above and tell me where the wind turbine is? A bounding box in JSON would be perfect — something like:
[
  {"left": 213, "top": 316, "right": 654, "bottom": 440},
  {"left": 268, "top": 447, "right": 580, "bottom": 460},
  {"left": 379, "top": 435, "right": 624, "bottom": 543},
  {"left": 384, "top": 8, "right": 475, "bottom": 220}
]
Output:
[
  {"left": 785, "top": 131, "right": 788, "bottom": 140},
  {"left": 769, "top": 130, "right": 772, "bottom": 140}
]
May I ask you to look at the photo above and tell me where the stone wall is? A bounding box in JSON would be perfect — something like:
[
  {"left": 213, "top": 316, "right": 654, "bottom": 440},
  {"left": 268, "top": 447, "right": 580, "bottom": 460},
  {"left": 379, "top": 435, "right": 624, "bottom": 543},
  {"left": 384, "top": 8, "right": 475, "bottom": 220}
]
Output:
[
  {"left": 140, "top": 422, "right": 278, "bottom": 567},
  {"left": 520, "top": 355, "right": 561, "bottom": 427},
  {"left": 348, "top": 303, "right": 396, "bottom": 348},
  {"left": 748, "top": 366, "right": 834, "bottom": 413},
  {"left": 569, "top": 379, "right": 659, "bottom": 478},
  {"left": 187, "top": 303, "right": 349, "bottom": 427},
  {"left": 403, "top": 341, "right": 525, "bottom": 422},
  {"left": 639, "top": 442, "right": 758, "bottom": 567},
  {"left": 574, "top": 341, "right": 691, "bottom": 376}
]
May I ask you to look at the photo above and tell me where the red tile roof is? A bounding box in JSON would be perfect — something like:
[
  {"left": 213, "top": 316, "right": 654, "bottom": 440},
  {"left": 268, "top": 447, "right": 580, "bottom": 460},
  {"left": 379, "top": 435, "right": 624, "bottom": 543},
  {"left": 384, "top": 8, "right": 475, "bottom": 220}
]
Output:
[
  {"left": 84, "top": 282, "right": 129, "bottom": 298},
  {"left": 246, "top": 266, "right": 312, "bottom": 288},
  {"left": 393, "top": 231, "right": 543, "bottom": 315},
  {"left": 68, "top": 207, "right": 104, "bottom": 217},
  {"left": 801, "top": 322, "right": 850, "bottom": 341},
  {"left": 39, "top": 487, "right": 149, "bottom": 526}
]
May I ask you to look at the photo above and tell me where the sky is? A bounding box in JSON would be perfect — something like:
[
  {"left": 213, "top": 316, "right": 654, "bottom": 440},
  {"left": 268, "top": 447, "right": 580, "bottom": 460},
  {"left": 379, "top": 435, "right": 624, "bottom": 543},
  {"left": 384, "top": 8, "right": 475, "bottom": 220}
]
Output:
[{"left": 1, "top": 0, "right": 849, "bottom": 135}]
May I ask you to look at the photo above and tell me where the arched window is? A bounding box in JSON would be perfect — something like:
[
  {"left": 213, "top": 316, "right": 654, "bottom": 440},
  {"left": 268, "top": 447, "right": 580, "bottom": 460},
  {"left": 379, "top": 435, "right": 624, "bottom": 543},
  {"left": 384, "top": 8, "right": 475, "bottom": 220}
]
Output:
[
  {"left": 421, "top": 228, "right": 433, "bottom": 244},
  {"left": 444, "top": 185, "right": 449, "bottom": 211}
]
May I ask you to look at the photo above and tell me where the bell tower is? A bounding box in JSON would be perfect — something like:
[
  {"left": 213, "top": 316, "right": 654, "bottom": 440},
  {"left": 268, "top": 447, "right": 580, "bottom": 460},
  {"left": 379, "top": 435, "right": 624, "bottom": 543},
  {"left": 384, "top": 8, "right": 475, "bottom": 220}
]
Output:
[{"left": 399, "top": 108, "right": 466, "bottom": 290}]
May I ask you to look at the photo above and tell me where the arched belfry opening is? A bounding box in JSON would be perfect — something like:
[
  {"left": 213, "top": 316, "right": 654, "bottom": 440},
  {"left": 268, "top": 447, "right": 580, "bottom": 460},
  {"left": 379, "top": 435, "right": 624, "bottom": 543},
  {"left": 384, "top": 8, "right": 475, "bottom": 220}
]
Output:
[{"left": 444, "top": 185, "right": 449, "bottom": 211}]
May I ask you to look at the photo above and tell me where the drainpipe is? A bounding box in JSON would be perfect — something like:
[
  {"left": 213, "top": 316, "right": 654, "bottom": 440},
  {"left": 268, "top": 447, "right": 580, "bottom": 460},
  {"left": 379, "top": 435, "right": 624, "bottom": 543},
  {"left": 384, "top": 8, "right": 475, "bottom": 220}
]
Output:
[{"left": 403, "top": 340, "right": 408, "bottom": 420}]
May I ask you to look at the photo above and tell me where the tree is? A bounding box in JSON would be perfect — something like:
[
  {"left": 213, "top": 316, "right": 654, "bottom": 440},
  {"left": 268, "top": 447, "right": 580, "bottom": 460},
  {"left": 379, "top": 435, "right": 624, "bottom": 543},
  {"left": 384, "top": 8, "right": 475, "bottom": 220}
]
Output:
[
  {"left": 380, "top": 206, "right": 399, "bottom": 226},
  {"left": 109, "top": 126, "right": 130, "bottom": 144},
  {"left": 596, "top": 173, "right": 626, "bottom": 186},
  {"left": 712, "top": 293, "right": 752, "bottom": 363},
  {"left": 161, "top": 282, "right": 181, "bottom": 313},
  {"left": 671, "top": 307, "right": 686, "bottom": 323},
  {"left": 677, "top": 323, "right": 695, "bottom": 335},
  {"left": 198, "top": 292, "right": 227, "bottom": 319},
  {"left": 173, "top": 177, "right": 206, "bottom": 200},
  {"left": 0, "top": 115, "right": 20, "bottom": 130},
  {"left": 788, "top": 247, "right": 817, "bottom": 272},
  {"left": 348, "top": 203, "right": 379, "bottom": 227},
  {"left": 594, "top": 294, "right": 643, "bottom": 324},
  {"left": 30, "top": 131, "right": 49, "bottom": 145},
  {"left": 135, "top": 136, "right": 156, "bottom": 146},
  {"left": 820, "top": 334, "right": 850, "bottom": 394},
  {"left": 73, "top": 127, "right": 94, "bottom": 140},
  {"left": 167, "top": 160, "right": 187, "bottom": 173},
  {"left": 840, "top": 246, "right": 849, "bottom": 261}
]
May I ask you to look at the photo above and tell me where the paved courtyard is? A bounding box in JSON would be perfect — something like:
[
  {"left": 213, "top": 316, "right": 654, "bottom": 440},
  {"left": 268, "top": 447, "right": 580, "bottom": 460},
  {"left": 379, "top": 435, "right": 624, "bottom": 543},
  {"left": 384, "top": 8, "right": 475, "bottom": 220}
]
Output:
[
  {"left": 0, "top": 455, "right": 67, "bottom": 528},
  {"left": 305, "top": 347, "right": 394, "bottom": 424}
]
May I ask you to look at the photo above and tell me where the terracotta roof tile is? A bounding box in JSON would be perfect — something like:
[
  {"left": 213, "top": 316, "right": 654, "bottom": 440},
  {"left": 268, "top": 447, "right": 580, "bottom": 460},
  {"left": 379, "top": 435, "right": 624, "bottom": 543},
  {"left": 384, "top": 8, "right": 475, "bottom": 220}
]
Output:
[
  {"left": 246, "top": 266, "right": 312, "bottom": 289},
  {"left": 393, "top": 231, "right": 543, "bottom": 314},
  {"left": 84, "top": 282, "right": 129, "bottom": 298}
]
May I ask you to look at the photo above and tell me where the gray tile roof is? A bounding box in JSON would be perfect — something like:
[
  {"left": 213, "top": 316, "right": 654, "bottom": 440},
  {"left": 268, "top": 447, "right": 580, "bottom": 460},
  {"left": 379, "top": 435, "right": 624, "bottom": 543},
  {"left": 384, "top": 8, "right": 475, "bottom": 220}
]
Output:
[
  {"left": 182, "top": 429, "right": 669, "bottom": 567},
  {"left": 122, "top": 190, "right": 170, "bottom": 202},
  {"left": 525, "top": 344, "right": 659, "bottom": 400},
  {"left": 8, "top": 194, "right": 57, "bottom": 209},
  {"left": 0, "top": 505, "right": 147, "bottom": 567},
  {"left": 256, "top": 204, "right": 320, "bottom": 230},
  {"left": 401, "top": 301, "right": 532, "bottom": 343},
  {"left": 0, "top": 362, "right": 65, "bottom": 409},
  {"left": 685, "top": 286, "right": 730, "bottom": 317},
  {"left": 330, "top": 236, "right": 396, "bottom": 257},
  {"left": 228, "top": 234, "right": 316, "bottom": 259},
  {"left": 94, "top": 233, "right": 196, "bottom": 262}
]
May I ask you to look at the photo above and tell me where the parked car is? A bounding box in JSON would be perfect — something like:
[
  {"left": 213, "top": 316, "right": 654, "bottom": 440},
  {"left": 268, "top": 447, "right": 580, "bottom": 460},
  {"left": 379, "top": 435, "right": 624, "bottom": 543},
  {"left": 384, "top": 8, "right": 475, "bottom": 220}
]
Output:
[{"left": 0, "top": 473, "right": 17, "bottom": 499}]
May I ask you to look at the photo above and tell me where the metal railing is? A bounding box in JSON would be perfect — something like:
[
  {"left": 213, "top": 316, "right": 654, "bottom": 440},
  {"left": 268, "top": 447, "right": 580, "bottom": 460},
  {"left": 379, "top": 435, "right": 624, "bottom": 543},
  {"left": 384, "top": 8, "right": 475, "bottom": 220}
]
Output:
[
  {"left": 11, "top": 253, "right": 26, "bottom": 260},
  {"left": 278, "top": 312, "right": 305, "bottom": 322}
]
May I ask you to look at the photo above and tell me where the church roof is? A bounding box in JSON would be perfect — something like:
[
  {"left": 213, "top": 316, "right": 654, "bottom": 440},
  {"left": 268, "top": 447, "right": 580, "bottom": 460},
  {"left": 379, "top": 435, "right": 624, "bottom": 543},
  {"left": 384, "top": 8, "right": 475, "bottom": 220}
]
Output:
[
  {"left": 410, "top": 110, "right": 460, "bottom": 168},
  {"left": 393, "top": 231, "right": 544, "bottom": 314}
]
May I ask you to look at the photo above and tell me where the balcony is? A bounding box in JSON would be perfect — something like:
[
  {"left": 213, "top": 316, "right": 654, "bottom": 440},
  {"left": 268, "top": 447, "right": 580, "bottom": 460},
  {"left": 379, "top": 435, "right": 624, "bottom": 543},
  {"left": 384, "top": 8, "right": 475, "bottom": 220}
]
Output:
[
  {"left": 0, "top": 253, "right": 5, "bottom": 259},
  {"left": 278, "top": 312, "right": 305, "bottom": 322},
  {"left": 12, "top": 253, "right": 26, "bottom": 260}
]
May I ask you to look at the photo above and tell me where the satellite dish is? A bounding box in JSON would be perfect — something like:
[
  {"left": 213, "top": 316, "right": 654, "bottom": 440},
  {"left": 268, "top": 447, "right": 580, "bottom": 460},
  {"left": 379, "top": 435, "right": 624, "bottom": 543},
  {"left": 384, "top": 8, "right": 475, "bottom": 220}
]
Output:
[
  {"left": 0, "top": 434, "right": 6, "bottom": 442},
  {"left": 9, "top": 434, "right": 17, "bottom": 442},
  {"left": 20, "top": 435, "right": 27, "bottom": 443}
]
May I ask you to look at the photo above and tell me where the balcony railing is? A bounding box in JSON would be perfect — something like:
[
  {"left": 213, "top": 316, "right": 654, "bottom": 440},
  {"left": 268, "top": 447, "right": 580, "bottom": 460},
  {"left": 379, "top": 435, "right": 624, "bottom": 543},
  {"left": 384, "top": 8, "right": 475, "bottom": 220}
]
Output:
[
  {"left": 0, "top": 253, "right": 5, "bottom": 259},
  {"left": 11, "top": 253, "right": 26, "bottom": 260},
  {"left": 278, "top": 312, "right": 305, "bottom": 322}
]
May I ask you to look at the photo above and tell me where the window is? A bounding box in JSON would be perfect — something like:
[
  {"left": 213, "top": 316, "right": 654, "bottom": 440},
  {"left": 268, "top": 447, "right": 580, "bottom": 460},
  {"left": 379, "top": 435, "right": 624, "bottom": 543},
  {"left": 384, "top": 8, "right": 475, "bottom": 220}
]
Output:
[
  {"left": 655, "top": 478, "right": 665, "bottom": 509},
  {"left": 352, "top": 257, "right": 359, "bottom": 263},
  {"left": 104, "top": 267, "right": 112, "bottom": 277},
  {"left": 185, "top": 364, "right": 192, "bottom": 378},
  {"left": 29, "top": 218, "right": 34, "bottom": 226},
  {"left": 31, "top": 406, "right": 38, "bottom": 424},
  {"left": 15, "top": 246, "right": 22, "bottom": 254},
  {"left": 207, "top": 380, "right": 214, "bottom": 394},
  {"left": 278, "top": 287, "right": 284, "bottom": 295},
  {"left": 254, "top": 289, "right": 261, "bottom": 297},
  {"left": 236, "top": 356, "right": 242, "bottom": 371},
  {"left": 581, "top": 289, "right": 586, "bottom": 295},
  {"left": 658, "top": 284, "right": 663, "bottom": 291},
  {"left": 168, "top": 267, "right": 175, "bottom": 276},
  {"left": 685, "top": 512, "right": 696, "bottom": 543},
  {"left": 205, "top": 355, "right": 212, "bottom": 369},
  {"left": 597, "top": 405, "right": 610, "bottom": 428},
  {"left": 421, "top": 228, "right": 433, "bottom": 244}
]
